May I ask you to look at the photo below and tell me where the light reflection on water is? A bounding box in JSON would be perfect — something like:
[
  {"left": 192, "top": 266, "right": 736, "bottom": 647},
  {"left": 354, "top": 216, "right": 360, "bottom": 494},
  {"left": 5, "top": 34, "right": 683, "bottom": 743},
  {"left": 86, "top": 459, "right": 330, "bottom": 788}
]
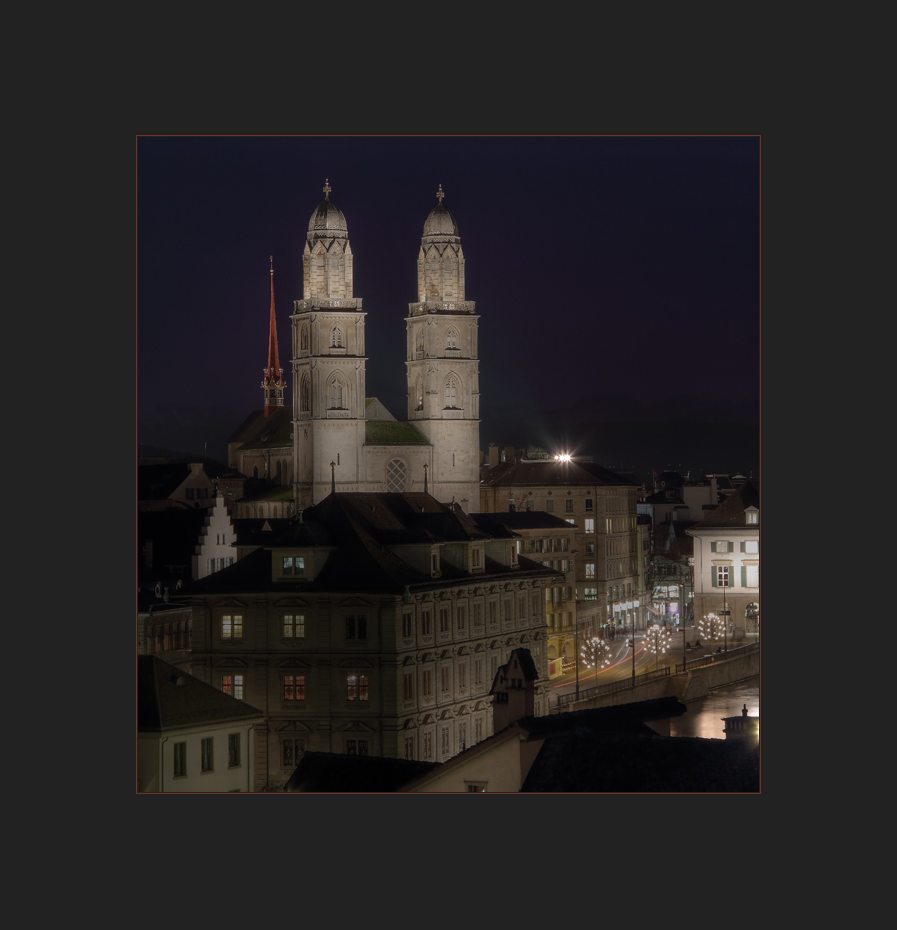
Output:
[{"left": 669, "top": 677, "right": 760, "bottom": 741}]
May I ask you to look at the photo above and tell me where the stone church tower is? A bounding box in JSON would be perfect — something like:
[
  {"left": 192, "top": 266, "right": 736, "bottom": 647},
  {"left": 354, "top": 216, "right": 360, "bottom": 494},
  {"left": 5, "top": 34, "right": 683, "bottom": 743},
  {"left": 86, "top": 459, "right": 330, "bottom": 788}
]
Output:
[
  {"left": 291, "top": 181, "right": 367, "bottom": 509},
  {"left": 406, "top": 186, "right": 481, "bottom": 509},
  {"left": 290, "top": 181, "right": 480, "bottom": 511}
]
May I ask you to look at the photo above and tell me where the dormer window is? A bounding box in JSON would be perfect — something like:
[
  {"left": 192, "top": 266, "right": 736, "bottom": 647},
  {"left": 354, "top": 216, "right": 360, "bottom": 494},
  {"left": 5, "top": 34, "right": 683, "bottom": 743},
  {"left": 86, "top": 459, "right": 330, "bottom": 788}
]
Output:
[
  {"left": 745, "top": 507, "right": 759, "bottom": 525},
  {"left": 282, "top": 556, "right": 305, "bottom": 576}
]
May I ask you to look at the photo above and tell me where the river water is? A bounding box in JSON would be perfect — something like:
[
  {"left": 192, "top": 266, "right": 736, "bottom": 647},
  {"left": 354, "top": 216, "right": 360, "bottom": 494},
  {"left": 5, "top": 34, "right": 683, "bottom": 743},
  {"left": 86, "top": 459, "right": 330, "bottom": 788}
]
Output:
[{"left": 668, "top": 677, "right": 760, "bottom": 740}]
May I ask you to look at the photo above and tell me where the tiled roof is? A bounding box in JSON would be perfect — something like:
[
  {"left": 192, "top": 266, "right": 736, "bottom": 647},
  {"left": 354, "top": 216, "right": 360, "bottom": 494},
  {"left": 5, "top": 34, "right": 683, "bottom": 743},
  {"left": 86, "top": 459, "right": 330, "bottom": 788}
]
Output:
[
  {"left": 227, "top": 407, "right": 293, "bottom": 449},
  {"left": 138, "top": 459, "right": 235, "bottom": 499},
  {"left": 480, "top": 460, "right": 639, "bottom": 489},
  {"left": 689, "top": 478, "right": 759, "bottom": 530},
  {"left": 185, "top": 492, "right": 558, "bottom": 597},
  {"left": 284, "top": 752, "right": 439, "bottom": 792},
  {"left": 471, "top": 512, "right": 579, "bottom": 532},
  {"left": 137, "top": 656, "right": 264, "bottom": 731}
]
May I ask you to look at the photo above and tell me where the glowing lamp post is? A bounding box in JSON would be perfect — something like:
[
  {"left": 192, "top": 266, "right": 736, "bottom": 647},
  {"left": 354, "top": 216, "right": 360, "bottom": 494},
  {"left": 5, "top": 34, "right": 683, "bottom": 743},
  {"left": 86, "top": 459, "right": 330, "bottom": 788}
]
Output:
[
  {"left": 643, "top": 623, "right": 672, "bottom": 670},
  {"left": 580, "top": 636, "right": 612, "bottom": 686}
]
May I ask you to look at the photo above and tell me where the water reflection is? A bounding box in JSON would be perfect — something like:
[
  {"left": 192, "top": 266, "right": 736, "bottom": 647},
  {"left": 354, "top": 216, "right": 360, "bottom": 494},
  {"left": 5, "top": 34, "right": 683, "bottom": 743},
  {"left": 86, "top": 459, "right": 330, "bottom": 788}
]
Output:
[{"left": 669, "top": 677, "right": 759, "bottom": 740}]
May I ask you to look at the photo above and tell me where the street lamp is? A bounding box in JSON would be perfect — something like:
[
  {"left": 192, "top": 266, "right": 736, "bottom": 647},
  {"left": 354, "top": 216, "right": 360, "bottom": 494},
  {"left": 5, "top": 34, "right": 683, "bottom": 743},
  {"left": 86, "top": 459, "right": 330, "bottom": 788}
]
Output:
[{"left": 746, "top": 602, "right": 759, "bottom": 642}]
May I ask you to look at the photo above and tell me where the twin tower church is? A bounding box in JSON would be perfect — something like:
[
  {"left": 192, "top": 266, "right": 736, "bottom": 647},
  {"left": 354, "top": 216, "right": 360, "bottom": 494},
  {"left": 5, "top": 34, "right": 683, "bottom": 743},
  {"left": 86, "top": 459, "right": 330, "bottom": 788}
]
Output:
[{"left": 230, "top": 182, "right": 481, "bottom": 513}]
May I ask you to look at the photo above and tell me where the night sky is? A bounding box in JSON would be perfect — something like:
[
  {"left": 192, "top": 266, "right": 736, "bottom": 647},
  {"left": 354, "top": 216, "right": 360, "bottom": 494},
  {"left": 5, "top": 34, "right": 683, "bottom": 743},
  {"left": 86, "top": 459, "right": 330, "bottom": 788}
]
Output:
[{"left": 137, "top": 136, "right": 759, "bottom": 481}]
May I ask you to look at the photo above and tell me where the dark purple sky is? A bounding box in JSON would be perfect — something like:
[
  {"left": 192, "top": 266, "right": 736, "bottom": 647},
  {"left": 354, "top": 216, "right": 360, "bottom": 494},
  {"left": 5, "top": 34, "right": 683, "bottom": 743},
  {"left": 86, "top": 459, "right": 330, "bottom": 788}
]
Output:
[{"left": 138, "top": 136, "right": 759, "bottom": 479}]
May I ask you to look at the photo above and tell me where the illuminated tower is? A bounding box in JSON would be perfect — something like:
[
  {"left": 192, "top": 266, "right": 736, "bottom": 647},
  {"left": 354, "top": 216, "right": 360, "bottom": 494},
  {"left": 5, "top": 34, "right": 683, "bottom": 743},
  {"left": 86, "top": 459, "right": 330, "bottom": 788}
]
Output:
[
  {"left": 291, "top": 180, "right": 366, "bottom": 508},
  {"left": 406, "top": 185, "right": 480, "bottom": 509},
  {"left": 262, "top": 256, "right": 286, "bottom": 417}
]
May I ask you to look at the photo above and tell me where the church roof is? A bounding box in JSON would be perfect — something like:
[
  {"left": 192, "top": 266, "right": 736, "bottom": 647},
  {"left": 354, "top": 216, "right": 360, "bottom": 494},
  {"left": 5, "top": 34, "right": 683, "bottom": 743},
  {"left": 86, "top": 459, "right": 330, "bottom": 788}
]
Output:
[
  {"left": 423, "top": 184, "right": 459, "bottom": 238},
  {"left": 364, "top": 420, "right": 430, "bottom": 445},
  {"left": 227, "top": 407, "right": 293, "bottom": 450},
  {"left": 471, "top": 512, "right": 578, "bottom": 532},
  {"left": 308, "top": 181, "right": 348, "bottom": 238}
]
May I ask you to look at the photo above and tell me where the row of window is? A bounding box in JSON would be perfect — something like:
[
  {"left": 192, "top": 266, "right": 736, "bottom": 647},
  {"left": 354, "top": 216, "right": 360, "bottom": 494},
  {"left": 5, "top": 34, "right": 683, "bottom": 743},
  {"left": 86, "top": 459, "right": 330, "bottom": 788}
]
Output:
[
  {"left": 222, "top": 673, "right": 369, "bottom": 703},
  {"left": 711, "top": 540, "right": 759, "bottom": 553},
  {"left": 712, "top": 566, "right": 760, "bottom": 587},
  {"left": 173, "top": 733, "right": 241, "bottom": 777}
]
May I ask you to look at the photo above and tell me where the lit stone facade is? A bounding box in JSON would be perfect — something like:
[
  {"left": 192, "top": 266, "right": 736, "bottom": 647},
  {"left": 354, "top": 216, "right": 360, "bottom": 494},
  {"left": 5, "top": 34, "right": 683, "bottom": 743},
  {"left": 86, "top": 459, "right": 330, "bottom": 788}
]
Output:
[
  {"left": 479, "top": 459, "right": 644, "bottom": 638},
  {"left": 290, "top": 183, "right": 480, "bottom": 512}
]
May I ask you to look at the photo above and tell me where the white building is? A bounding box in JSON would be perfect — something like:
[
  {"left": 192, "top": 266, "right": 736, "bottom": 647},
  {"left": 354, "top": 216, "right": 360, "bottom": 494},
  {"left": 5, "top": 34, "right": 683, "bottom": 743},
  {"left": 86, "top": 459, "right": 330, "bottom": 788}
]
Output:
[{"left": 686, "top": 478, "right": 759, "bottom": 641}]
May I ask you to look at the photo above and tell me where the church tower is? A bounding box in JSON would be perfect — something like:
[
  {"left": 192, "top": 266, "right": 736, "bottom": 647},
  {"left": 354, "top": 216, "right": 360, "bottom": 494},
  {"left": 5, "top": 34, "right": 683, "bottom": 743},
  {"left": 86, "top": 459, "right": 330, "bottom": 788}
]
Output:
[
  {"left": 406, "top": 186, "right": 480, "bottom": 510},
  {"left": 291, "top": 181, "right": 367, "bottom": 509},
  {"left": 262, "top": 256, "right": 286, "bottom": 416}
]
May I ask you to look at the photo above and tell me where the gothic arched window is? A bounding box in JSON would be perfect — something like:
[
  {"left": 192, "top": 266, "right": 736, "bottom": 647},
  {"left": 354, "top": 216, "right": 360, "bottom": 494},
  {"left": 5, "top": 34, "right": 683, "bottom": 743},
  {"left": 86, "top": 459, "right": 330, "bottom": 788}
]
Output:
[
  {"left": 300, "top": 325, "right": 309, "bottom": 352},
  {"left": 386, "top": 459, "right": 407, "bottom": 492},
  {"left": 445, "top": 377, "right": 458, "bottom": 409},
  {"left": 329, "top": 379, "right": 344, "bottom": 409},
  {"left": 414, "top": 379, "right": 423, "bottom": 412},
  {"left": 446, "top": 328, "right": 458, "bottom": 349},
  {"left": 331, "top": 326, "right": 343, "bottom": 348},
  {"left": 300, "top": 374, "right": 310, "bottom": 414}
]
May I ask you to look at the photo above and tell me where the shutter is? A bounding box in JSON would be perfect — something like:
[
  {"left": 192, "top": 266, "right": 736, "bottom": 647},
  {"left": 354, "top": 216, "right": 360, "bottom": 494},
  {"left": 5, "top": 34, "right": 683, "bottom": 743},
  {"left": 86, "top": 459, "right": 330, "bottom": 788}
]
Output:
[
  {"left": 711, "top": 569, "right": 717, "bottom": 588},
  {"left": 728, "top": 541, "right": 734, "bottom": 553},
  {"left": 711, "top": 541, "right": 717, "bottom": 553},
  {"left": 740, "top": 541, "right": 746, "bottom": 552},
  {"left": 741, "top": 566, "right": 747, "bottom": 587}
]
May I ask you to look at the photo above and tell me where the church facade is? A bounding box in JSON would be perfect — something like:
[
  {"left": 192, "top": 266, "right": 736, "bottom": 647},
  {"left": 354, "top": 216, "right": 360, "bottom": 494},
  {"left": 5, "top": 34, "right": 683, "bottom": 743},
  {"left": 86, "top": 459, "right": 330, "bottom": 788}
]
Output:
[{"left": 290, "top": 182, "right": 481, "bottom": 511}]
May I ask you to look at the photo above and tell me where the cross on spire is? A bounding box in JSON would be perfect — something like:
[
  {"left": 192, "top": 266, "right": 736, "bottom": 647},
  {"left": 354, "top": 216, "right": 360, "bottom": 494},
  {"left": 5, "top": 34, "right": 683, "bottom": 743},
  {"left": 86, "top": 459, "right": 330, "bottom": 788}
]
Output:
[
  {"left": 436, "top": 184, "right": 444, "bottom": 204},
  {"left": 323, "top": 178, "right": 331, "bottom": 200}
]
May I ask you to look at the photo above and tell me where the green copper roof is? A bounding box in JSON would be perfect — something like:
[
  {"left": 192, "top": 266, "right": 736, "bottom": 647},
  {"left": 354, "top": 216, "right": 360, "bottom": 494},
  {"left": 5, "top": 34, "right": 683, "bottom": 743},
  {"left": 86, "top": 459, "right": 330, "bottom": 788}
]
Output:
[{"left": 365, "top": 421, "right": 431, "bottom": 445}]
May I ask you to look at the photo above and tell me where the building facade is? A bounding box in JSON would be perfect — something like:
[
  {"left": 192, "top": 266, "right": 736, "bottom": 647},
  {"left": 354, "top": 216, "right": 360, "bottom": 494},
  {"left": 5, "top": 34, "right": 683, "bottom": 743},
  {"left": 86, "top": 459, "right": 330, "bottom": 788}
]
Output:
[
  {"left": 479, "top": 457, "right": 645, "bottom": 638},
  {"left": 686, "top": 478, "right": 759, "bottom": 641},
  {"left": 150, "top": 492, "right": 558, "bottom": 789}
]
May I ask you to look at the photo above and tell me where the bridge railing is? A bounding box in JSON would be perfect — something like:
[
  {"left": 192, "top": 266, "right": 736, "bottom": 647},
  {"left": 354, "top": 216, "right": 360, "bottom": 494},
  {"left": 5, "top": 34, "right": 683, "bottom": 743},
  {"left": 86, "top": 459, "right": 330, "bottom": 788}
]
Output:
[
  {"left": 676, "top": 641, "right": 759, "bottom": 673},
  {"left": 557, "top": 666, "right": 670, "bottom": 707}
]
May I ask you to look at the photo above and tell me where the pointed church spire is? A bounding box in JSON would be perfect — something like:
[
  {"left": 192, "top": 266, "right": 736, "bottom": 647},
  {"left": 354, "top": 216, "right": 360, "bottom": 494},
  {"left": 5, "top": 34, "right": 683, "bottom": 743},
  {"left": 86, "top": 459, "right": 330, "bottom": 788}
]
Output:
[{"left": 262, "top": 255, "right": 285, "bottom": 416}]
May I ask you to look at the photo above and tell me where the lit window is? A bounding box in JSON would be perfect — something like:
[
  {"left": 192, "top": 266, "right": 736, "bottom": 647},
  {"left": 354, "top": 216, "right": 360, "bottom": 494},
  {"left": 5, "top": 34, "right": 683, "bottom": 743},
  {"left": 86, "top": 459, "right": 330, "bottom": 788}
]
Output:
[
  {"left": 746, "top": 509, "right": 759, "bottom": 524},
  {"left": 282, "top": 738, "right": 305, "bottom": 768},
  {"left": 173, "top": 742, "right": 187, "bottom": 777},
  {"left": 283, "top": 614, "right": 305, "bottom": 638},
  {"left": 201, "top": 738, "right": 214, "bottom": 773},
  {"left": 283, "top": 674, "right": 306, "bottom": 701},
  {"left": 283, "top": 556, "right": 305, "bottom": 576},
  {"left": 221, "top": 614, "right": 242, "bottom": 639},
  {"left": 715, "top": 566, "right": 730, "bottom": 587},
  {"left": 347, "top": 674, "right": 369, "bottom": 701},
  {"left": 222, "top": 674, "right": 244, "bottom": 700},
  {"left": 584, "top": 587, "right": 598, "bottom": 600},
  {"left": 228, "top": 733, "right": 241, "bottom": 767},
  {"left": 585, "top": 563, "right": 596, "bottom": 580},
  {"left": 585, "top": 519, "right": 595, "bottom": 533}
]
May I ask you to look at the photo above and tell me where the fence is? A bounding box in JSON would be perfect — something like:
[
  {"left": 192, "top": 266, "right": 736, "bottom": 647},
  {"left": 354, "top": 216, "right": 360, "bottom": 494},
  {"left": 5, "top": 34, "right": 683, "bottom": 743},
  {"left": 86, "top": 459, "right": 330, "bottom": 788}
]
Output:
[
  {"left": 675, "top": 641, "right": 759, "bottom": 673},
  {"left": 557, "top": 666, "right": 670, "bottom": 707}
]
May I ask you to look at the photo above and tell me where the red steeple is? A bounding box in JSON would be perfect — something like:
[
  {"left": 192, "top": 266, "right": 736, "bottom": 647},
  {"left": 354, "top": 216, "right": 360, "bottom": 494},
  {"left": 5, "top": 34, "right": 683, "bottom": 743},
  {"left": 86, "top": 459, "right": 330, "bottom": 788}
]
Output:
[{"left": 262, "top": 255, "right": 285, "bottom": 416}]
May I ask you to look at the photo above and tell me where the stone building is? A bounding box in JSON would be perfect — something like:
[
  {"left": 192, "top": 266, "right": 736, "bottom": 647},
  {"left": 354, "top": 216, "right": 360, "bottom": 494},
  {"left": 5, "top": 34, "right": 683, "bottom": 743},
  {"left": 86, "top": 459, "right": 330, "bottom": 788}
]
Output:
[
  {"left": 479, "top": 456, "right": 644, "bottom": 637},
  {"left": 150, "top": 491, "right": 558, "bottom": 789},
  {"left": 291, "top": 181, "right": 480, "bottom": 511}
]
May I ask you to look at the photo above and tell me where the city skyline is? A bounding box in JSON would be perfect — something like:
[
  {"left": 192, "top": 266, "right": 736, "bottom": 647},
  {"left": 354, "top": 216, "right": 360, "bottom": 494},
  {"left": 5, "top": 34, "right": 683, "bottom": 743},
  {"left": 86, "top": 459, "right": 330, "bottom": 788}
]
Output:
[{"left": 138, "top": 136, "right": 760, "bottom": 479}]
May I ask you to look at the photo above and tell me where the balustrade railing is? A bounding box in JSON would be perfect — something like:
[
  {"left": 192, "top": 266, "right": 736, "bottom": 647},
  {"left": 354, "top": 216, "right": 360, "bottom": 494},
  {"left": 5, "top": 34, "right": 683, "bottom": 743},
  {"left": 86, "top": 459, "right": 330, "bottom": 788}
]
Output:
[{"left": 557, "top": 666, "right": 670, "bottom": 706}]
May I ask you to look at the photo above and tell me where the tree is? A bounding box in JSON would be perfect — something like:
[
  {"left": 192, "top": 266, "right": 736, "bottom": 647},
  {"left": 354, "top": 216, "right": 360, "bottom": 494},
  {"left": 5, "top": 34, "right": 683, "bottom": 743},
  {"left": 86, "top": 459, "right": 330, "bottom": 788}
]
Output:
[{"left": 697, "top": 612, "right": 727, "bottom": 649}]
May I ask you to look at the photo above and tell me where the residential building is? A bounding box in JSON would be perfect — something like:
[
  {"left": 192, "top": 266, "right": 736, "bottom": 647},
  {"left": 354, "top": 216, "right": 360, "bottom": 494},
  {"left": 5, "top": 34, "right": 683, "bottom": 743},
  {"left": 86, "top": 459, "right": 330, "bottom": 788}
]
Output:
[
  {"left": 686, "top": 477, "right": 759, "bottom": 641},
  {"left": 470, "top": 511, "right": 578, "bottom": 679},
  {"left": 137, "top": 655, "right": 264, "bottom": 792},
  {"left": 479, "top": 456, "right": 644, "bottom": 638},
  {"left": 150, "top": 492, "right": 559, "bottom": 790}
]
